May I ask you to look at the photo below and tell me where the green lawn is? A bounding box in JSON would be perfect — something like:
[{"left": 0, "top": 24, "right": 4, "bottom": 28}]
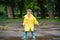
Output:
[
  {"left": 37, "top": 18, "right": 60, "bottom": 22},
  {"left": 0, "top": 17, "right": 60, "bottom": 22}
]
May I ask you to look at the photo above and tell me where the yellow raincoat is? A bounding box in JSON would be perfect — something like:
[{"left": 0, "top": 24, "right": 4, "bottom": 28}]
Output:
[{"left": 23, "top": 14, "right": 39, "bottom": 32}]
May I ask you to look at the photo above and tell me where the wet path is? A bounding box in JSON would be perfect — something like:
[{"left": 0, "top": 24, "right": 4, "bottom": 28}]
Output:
[{"left": 0, "top": 22, "right": 60, "bottom": 40}]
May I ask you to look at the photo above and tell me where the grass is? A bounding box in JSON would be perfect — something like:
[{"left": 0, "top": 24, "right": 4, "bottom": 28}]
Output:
[
  {"left": 0, "top": 17, "right": 60, "bottom": 22},
  {"left": 36, "top": 17, "right": 60, "bottom": 22},
  {"left": 0, "top": 18, "right": 23, "bottom": 22},
  {"left": 0, "top": 25, "right": 3, "bottom": 30},
  {"left": 0, "top": 25, "right": 10, "bottom": 30},
  {"left": 37, "top": 18, "right": 60, "bottom": 22}
]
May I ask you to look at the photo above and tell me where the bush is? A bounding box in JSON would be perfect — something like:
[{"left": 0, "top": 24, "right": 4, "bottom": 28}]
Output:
[
  {"left": 4, "top": 25, "right": 10, "bottom": 30},
  {"left": 0, "top": 12, "right": 4, "bottom": 16},
  {"left": 0, "top": 25, "right": 3, "bottom": 30}
]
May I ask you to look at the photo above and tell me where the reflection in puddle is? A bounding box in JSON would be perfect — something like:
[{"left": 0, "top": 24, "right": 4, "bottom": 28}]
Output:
[
  {"left": 0, "top": 36, "right": 58, "bottom": 40},
  {"left": 0, "top": 35, "right": 60, "bottom": 40},
  {"left": 0, "top": 22, "right": 60, "bottom": 40}
]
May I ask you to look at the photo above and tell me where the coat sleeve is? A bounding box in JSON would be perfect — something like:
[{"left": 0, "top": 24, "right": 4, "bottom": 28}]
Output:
[
  {"left": 33, "top": 17, "right": 39, "bottom": 24},
  {"left": 23, "top": 17, "right": 27, "bottom": 26}
]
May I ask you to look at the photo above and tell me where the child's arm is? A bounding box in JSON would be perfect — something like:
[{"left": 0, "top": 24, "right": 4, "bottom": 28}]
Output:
[
  {"left": 33, "top": 17, "right": 39, "bottom": 25},
  {"left": 23, "top": 17, "right": 26, "bottom": 26}
]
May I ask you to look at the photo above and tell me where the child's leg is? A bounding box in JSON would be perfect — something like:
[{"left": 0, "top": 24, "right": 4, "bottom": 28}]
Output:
[
  {"left": 31, "top": 32, "right": 35, "bottom": 39},
  {"left": 24, "top": 31, "right": 28, "bottom": 39},
  {"left": 30, "top": 26, "right": 35, "bottom": 39}
]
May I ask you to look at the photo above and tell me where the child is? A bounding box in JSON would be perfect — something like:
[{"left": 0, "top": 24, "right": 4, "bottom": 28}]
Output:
[{"left": 23, "top": 9, "right": 39, "bottom": 39}]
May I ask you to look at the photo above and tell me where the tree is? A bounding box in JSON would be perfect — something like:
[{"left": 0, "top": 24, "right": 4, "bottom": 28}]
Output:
[
  {"left": 18, "top": 0, "right": 25, "bottom": 18},
  {"left": 0, "top": 0, "right": 15, "bottom": 18},
  {"left": 47, "top": 0, "right": 55, "bottom": 19},
  {"left": 37, "top": 0, "right": 46, "bottom": 18},
  {"left": 5, "top": 0, "right": 15, "bottom": 18},
  {"left": 24, "top": 0, "right": 39, "bottom": 16},
  {"left": 56, "top": 0, "right": 60, "bottom": 18}
]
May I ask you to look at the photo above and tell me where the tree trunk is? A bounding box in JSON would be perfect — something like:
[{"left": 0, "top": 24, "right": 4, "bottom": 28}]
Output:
[
  {"left": 12, "top": 7, "right": 15, "bottom": 18},
  {"left": 20, "top": 9, "right": 22, "bottom": 18},
  {"left": 7, "top": 5, "right": 13, "bottom": 18},
  {"left": 18, "top": 0, "right": 24, "bottom": 18},
  {"left": 56, "top": 0, "right": 60, "bottom": 18},
  {"left": 49, "top": 9, "right": 54, "bottom": 19},
  {"left": 37, "top": 0, "right": 46, "bottom": 18},
  {"left": 40, "top": 4, "right": 46, "bottom": 18},
  {"left": 40, "top": 9, "right": 46, "bottom": 18},
  {"left": 58, "top": 11, "right": 60, "bottom": 18}
]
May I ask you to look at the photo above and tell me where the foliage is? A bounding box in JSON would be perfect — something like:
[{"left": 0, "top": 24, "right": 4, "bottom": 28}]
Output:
[
  {"left": 24, "top": 0, "right": 40, "bottom": 12},
  {"left": 46, "top": 0, "right": 56, "bottom": 11},
  {"left": 0, "top": 25, "right": 3, "bottom": 30},
  {"left": 0, "top": 0, "right": 58, "bottom": 18}
]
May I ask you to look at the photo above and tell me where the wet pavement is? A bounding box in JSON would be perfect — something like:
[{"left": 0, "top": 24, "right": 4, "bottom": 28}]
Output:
[{"left": 0, "top": 22, "right": 60, "bottom": 40}]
